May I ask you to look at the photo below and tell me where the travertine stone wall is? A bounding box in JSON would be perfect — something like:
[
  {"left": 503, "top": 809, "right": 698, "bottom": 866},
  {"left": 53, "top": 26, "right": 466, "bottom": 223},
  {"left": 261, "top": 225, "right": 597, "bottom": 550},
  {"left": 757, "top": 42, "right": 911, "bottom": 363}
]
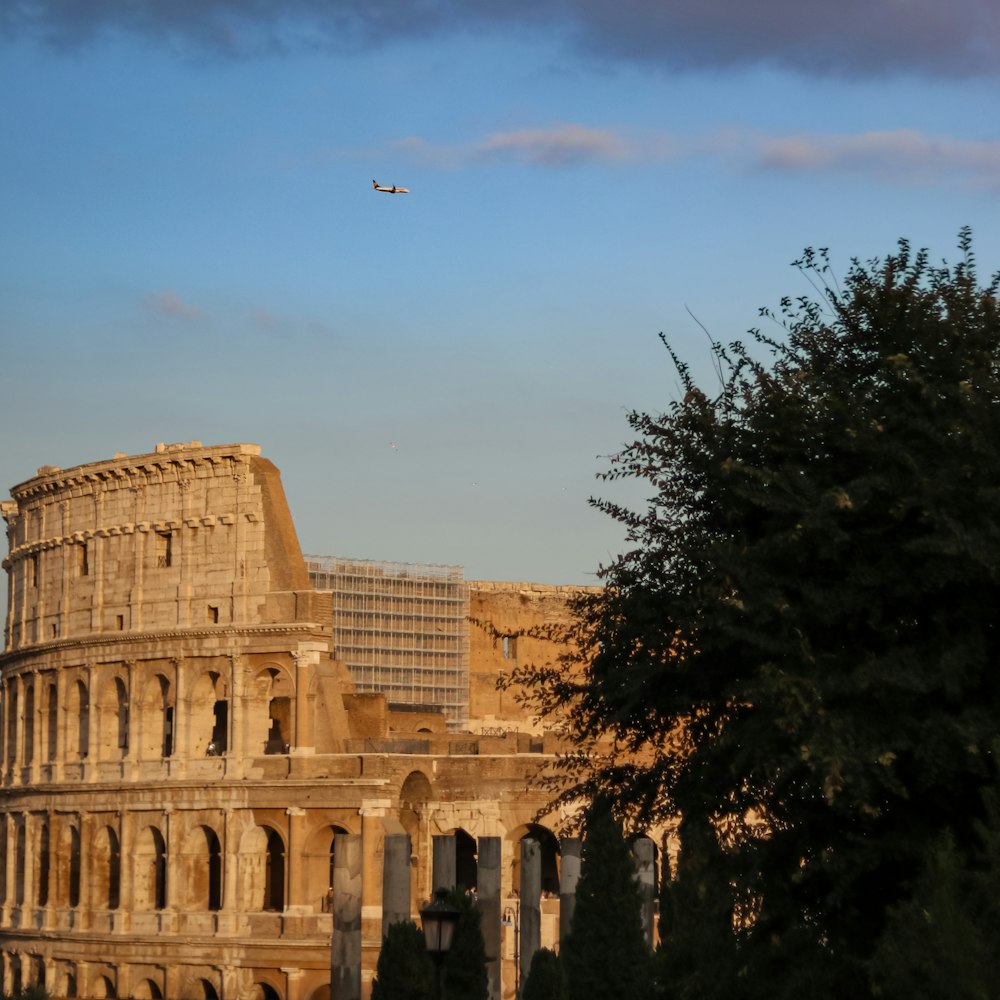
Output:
[{"left": 0, "top": 442, "right": 660, "bottom": 1000}]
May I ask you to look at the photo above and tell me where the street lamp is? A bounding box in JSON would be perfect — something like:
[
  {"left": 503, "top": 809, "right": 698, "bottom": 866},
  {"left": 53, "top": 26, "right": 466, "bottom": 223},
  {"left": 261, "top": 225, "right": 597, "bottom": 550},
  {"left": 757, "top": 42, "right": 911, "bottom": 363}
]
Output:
[
  {"left": 502, "top": 902, "right": 520, "bottom": 998},
  {"left": 420, "top": 888, "right": 461, "bottom": 1000}
]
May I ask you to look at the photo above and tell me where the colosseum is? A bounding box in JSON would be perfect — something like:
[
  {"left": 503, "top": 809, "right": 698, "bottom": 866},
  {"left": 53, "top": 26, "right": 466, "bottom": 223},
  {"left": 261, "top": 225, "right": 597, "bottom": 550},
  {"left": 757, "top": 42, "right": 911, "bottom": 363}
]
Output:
[{"left": 0, "top": 441, "right": 658, "bottom": 1000}]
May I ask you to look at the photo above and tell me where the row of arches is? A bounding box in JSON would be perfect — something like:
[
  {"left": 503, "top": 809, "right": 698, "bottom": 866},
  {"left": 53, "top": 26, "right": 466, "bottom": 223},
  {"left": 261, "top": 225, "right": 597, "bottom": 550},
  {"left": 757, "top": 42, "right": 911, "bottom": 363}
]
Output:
[
  {"left": 0, "top": 662, "right": 296, "bottom": 776},
  {"left": 0, "top": 813, "right": 353, "bottom": 916}
]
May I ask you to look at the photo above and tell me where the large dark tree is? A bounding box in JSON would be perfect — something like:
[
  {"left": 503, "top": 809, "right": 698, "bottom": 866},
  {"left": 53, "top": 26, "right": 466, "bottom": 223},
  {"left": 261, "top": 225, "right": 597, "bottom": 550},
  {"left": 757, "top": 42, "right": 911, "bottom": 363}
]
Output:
[
  {"left": 370, "top": 921, "right": 433, "bottom": 1000},
  {"left": 509, "top": 231, "right": 1000, "bottom": 998},
  {"left": 560, "top": 798, "right": 651, "bottom": 1000},
  {"left": 522, "top": 948, "right": 567, "bottom": 1000},
  {"left": 442, "top": 888, "right": 489, "bottom": 1000}
]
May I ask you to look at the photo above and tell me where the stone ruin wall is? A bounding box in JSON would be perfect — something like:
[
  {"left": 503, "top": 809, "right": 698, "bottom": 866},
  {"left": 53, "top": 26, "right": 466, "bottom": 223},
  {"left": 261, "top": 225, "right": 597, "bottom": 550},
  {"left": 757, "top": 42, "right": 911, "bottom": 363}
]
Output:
[{"left": 0, "top": 442, "right": 657, "bottom": 1000}]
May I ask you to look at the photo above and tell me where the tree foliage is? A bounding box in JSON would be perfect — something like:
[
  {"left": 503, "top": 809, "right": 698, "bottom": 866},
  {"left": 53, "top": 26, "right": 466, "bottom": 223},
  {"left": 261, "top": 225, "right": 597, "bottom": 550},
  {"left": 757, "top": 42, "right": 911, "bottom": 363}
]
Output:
[
  {"left": 522, "top": 948, "right": 567, "bottom": 1000},
  {"left": 442, "top": 888, "right": 489, "bottom": 1000},
  {"left": 561, "top": 798, "right": 652, "bottom": 1000},
  {"left": 508, "top": 230, "right": 1000, "bottom": 998},
  {"left": 371, "top": 921, "right": 433, "bottom": 1000}
]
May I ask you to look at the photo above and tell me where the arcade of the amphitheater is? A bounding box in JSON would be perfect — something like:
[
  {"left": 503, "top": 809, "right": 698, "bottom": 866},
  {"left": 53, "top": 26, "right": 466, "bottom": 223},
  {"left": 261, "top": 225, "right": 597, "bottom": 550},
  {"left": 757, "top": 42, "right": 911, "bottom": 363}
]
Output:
[{"left": 0, "top": 442, "right": 663, "bottom": 1000}]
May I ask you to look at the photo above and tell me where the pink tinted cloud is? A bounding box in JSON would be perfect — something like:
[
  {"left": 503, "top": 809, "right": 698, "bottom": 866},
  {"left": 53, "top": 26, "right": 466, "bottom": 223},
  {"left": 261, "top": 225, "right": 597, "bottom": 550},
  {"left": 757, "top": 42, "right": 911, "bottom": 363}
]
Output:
[
  {"left": 143, "top": 290, "right": 202, "bottom": 319},
  {"left": 752, "top": 129, "right": 1000, "bottom": 187}
]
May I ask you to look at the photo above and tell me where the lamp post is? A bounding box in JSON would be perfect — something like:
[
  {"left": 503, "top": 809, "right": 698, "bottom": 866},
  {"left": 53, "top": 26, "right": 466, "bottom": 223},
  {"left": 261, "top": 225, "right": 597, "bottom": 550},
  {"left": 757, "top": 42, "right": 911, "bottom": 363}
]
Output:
[
  {"left": 501, "top": 902, "right": 520, "bottom": 998},
  {"left": 420, "top": 888, "right": 461, "bottom": 1000}
]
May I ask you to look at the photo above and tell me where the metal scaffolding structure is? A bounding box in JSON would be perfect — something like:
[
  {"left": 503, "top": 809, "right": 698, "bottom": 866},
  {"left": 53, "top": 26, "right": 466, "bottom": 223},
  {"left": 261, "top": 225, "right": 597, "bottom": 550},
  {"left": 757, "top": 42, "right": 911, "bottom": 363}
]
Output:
[{"left": 305, "top": 555, "right": 470, "bottom": 729}]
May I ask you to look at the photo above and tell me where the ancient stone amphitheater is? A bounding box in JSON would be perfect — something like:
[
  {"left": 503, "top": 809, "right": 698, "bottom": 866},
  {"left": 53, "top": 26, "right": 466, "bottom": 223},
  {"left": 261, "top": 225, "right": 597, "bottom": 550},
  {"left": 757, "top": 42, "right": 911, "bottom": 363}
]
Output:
[{"left": 0, "top": 442, "right": 656, "bottom": 1000}]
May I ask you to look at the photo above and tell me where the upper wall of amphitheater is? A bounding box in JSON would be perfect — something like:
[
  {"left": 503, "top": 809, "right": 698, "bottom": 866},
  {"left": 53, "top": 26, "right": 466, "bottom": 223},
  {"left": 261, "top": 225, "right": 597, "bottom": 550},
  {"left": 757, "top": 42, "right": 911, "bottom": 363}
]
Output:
[{"left": 2, "top": 442, "right": 311, "bottom": 652}]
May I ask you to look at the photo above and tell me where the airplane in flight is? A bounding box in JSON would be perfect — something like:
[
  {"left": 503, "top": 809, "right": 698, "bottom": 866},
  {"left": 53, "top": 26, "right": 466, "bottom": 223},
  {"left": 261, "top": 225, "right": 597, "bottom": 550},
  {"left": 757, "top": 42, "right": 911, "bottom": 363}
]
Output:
[{"left": 373, "top": 179, "right": 410, "bottom": 194}]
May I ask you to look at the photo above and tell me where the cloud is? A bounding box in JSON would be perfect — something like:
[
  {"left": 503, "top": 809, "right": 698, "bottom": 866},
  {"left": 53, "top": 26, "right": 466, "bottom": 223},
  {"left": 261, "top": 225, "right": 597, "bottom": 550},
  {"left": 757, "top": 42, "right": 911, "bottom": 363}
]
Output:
[
  {"left": 749, "top": 129, "right": 1000, "bottom": 188},
  {"left": 386, "top": 121, "right": 1000, "bottom": 189},
  {"left": 3, "top": 0, "right": 999, "bottom": 78},
  {"left": 143, "top": 290, "right": 202, "bottom": 319}
]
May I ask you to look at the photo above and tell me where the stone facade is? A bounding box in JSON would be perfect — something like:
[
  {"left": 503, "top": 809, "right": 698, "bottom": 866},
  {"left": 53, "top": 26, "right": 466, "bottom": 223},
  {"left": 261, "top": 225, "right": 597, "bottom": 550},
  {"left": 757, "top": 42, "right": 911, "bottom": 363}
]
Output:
[{"left": 0, "top": 442, "right": 625, "bottom": 1000}]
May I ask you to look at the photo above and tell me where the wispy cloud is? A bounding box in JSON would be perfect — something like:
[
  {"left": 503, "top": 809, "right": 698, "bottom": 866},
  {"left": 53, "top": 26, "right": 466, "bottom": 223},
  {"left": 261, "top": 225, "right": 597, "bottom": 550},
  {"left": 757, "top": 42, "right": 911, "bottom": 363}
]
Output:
[
  {"left": 387, "top": 122, "right": 1000, "bottom": 190},
  {"left": 143, "top": 290, "right": 202, "bottom": 319},
  {"left": 3, "top": 0, "right": 999, "bottom": 78}
]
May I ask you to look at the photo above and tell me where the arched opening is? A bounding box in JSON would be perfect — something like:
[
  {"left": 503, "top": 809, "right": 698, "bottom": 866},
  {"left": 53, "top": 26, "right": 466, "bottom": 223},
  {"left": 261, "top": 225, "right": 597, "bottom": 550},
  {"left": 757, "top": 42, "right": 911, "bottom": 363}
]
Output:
[
  {"left": 46, "top": 682, "right": 58, "bottom": 762},
  {"left": 71, "top": 680, "right": 89, "bottom": 760},
  {"left": 23, "top": 685, "right": 34, "bottom": 764},
  {"left": 179, "top": 825, "right": 224, "bottom": 910},
  {"left": 15, "top": 817, "right": 26, "bottom": 905},
  {"left": 254, "top": 666, "right": 295, "bottom": 755},
  {"left": 189, "top": 673, "right": 227, "bottom": 756},
  {"left": 92, "top": 974, "right": 115, "bottom": 998},
  {"left": 69, "top": 826, "right": 81, "bottom": 908},
  {"left": 116, "top": 678, "right": 129, "bottom": 756},
  {"left": 400, "top": 771, "right": 433, "bottom": 906},
  {"left": 514, "top": 824, "right": 561, "bottom": 897},
  {"left": 263, "top": 828, "right": 286, "bottom": 912},
  {"left": 93, "top": 826, "right": 121, "bottom": 909},
  {"left": 455, "top": 828, "right": 478, "bottom": 892},
  {"left": 301, "top": 824, "right": 350, "bottom": 912},
  {"left": 250, "top": 983, "right": 282, "bottom": 1000},
  {"left": 266, "top": 696, "right": 291, "bottom": 754},
  {"left": 199, "top": 978, "right": 220, "bottom": 1000},
  {"left": 308, "top": 987, "right": 331, "bottom": 1000},
  {"left": 134, "top": 826, "right": 167, "bottom": 911},
  {"left": 37, "top": 820, "right": 50, "bottom": 906},
  {"left": 132, "top": 979, "right": 163, "bottom": 999},
  {"left": 6, "top": 686, "right": 18, "bottom": 768},
  {"left": 139, "top": 675, "right": 172, "bottom": 759}
]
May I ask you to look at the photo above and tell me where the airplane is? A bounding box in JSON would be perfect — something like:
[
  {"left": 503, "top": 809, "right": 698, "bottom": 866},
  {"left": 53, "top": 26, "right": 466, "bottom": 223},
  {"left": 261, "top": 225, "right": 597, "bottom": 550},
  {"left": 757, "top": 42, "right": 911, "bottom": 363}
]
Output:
[{"left": 373, "top": 179, "right": 410, "bottom": 194}]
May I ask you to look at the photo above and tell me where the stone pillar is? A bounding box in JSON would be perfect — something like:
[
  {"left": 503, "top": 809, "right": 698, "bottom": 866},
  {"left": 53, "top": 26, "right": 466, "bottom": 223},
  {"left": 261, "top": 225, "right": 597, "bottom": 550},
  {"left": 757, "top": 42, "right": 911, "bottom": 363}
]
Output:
[
  {"left": 330, "top": 833, "right": 362, "bottom": 1000},
  {"left": 432, "top": 834, "right": 456, "bottom": 893},
  {"left": 559, "top": 836, "right": 582, "bottom": 944},
  {"left": 633, "top": 837, "right": 656, "bottom": 949},
  {"left": 519, "top": 839, "right": 541, "bottom": 993},
  {"left": 381, "top": 831, "right": 411, "bottom": 937},
  {"left": 286, "top": 807, "right": 307, "bottom": 909},
  {"left": 477, "top": 837, "right": 502, "bottom": 1000},
  {"left": 294, "top": 645, "right": 321, "bottom": 753}
]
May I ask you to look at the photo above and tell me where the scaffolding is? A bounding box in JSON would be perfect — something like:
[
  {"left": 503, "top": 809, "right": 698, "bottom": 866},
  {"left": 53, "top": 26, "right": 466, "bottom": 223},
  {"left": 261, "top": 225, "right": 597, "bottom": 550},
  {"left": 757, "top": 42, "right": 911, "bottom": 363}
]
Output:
[{"left": 305, "top": 555, "right": 470, "bottom": 730}]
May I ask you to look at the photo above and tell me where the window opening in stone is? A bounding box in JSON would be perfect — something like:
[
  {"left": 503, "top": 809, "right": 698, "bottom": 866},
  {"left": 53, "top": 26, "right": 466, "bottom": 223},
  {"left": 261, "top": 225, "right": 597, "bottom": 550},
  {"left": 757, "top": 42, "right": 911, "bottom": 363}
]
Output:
[
  {"left": 77, "top": 541, "right": 89, "bottom": 577},
  {"left": 502, "top": 635, "right": 517, "bottom": 659},
  {"left": 107, "top": 827, "right": 121, "bottom": 909},
  {"left": 69, "top": 827, "right": 81, "bottom": 907},
  {"left": 263, "top": 828, "right": 286, "bottom": 912},
  {"left": 116, "top": 678, "right": 129, "bottom": 753},
  {"left": 77, "top": 682, "right": 89, "bottom": 759},
  {"left": 155, "top": 531, "right": 172, "bottom": 568},
  {"left": 207, "top": 828, "right": 223, "bottom": 910},
  {"left": 265, "top": 696, "right": 291, "bottom": 754},
  {"left": 116, "top": 615, "right": 124, "bottom": 631},
  {"left": 209, "top": 700, "right": 228, "bottom": 755},
  {"left": 6, "top": 688, "right": 17, "bottom": 767},
  {"left": 66, "top": 973, "right": 78, "bottom": 998},
  {"left": 15, "top": 820, "right": 25, "bottom": 905},
  {"left": 163, "top": 705, "right": 174, "bottom": 758},
  {"left": 38, "top": 820, "right": 50, "bottom": 906},
  {"left": 208, "top": 604, "right": 219, "bottom": 624},
  {"left": 29, "top": 553, "right": 38, "bottom": 588},
  {"left": 200, "top": 980, "right": 220, "bottom": 1000}
]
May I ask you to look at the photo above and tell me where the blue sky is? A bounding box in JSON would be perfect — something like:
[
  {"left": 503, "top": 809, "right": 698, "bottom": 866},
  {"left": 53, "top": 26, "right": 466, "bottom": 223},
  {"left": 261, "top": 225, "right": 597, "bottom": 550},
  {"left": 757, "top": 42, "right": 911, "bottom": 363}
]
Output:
[{"left": 2, "top": 1, "right": 999, "bottom": 588}]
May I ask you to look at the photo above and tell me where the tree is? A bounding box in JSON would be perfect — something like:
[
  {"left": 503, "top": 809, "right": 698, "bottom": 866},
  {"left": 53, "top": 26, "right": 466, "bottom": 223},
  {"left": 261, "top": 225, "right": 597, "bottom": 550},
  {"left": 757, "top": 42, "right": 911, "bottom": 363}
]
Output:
[
  {"left": 441, "top": 888, "right": 489, "bottom": 1000},
  {"left": 560, "top": 798, "right": 651, "bottom": 1000},
  {"left": 522, "top": 948, "right": 567, "bottom": 1000},
  {"left": 371, "top": 921, "right": 433, "bottom": 1000},
  {"left": 509, "top": 231, "right": 1000, "bottom": 998}
]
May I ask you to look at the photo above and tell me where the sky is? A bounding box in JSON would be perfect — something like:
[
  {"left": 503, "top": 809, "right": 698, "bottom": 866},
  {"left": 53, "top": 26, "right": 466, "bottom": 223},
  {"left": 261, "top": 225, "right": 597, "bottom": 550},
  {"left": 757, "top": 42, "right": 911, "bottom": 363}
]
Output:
[{"left": 1, "top": 0, "right": 999, "bottom": 591}]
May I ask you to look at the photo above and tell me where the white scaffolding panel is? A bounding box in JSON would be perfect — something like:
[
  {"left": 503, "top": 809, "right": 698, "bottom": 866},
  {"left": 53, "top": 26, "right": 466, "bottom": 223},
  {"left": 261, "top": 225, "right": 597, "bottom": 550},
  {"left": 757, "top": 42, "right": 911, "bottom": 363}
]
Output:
[{"left": 305, "top": 555, "right": 470, "bottom": 730}]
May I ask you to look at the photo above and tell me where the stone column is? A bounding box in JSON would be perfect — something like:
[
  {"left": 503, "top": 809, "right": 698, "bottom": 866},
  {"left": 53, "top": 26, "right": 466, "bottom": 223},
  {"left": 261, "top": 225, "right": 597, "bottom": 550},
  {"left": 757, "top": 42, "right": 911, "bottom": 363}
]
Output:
[
  {"left": 381, "top": 831, "right": 411, "bottom": 937},
  {"left": 27, "top": 671, "right": 41, "bottom": 785},
  {"left": 519, "top": 839, "right": 541, "bottom": 993},
  {"left": 294, "top": 645, "right": 322, "bottom": 753},
  {"left": 633, "top": 837, "right": 656, "bottom": 949},
  {"left": 432, "top": 834, "right": 456, "bottom": 893},
  {"left": 559, "top": 836, "right": 582, "bottom": 943},
  {"left": 477, "top": 837, "right": 502, "bottom": 1000},
  {"left": 330, "top": 833, "right": 362, "bottom": 1000},
  {"left": 285, "top": 807, "right": 307, "bottom": 910}
]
